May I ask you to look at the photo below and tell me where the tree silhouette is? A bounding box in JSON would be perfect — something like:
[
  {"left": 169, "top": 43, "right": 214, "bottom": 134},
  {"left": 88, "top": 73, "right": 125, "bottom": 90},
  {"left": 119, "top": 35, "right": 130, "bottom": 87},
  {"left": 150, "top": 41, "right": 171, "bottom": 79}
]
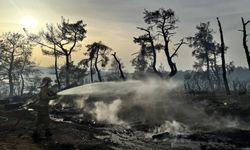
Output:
[
  {"left": 25, "top": 17, "right": 87, "bottom": 88},
  {"left": 131, "top": 36, "right": 151, "bottom": 74},
  {"left": 15, "top": 46, "right": 37, "bottom": 95},
  {"left": 111, "top": 52, "right": 126, "bottom": 80},
  {"left": 85, "top": 41, "right": 112, "bottom": 82},
  {"left": 187, "top": 22, "right": 215, "bottom": 92},
  {"left": 143, "top": 8, "right": 184, "bottom": 77},
  {"left": 24, "top": 26, "right": 62, "bottom": 90},
  {"left": 217, "top": 17, "right": 230, "bottom": 95},
  {"left": 0, "top": 32, "right": 34, "bottom": 98},
  {"left": 42, "top": 43, "right": 62, "bottom": 90},
  {"left": 240, "top": 17, "right": 250, "bottom": 70},
  {"left": 210, "top": 43, "right": 223, "bottom": 89},
  {"left": 135, "top": 27, "right": 162, "bottom": 77}
]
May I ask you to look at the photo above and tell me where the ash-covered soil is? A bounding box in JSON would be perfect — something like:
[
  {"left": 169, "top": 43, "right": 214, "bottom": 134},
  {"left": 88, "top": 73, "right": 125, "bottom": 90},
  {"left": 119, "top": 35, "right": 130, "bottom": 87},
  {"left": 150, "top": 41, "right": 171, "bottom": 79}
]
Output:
[
  {"left": 0, "top": 106, "right": 250, "bottom": 150},
  {"left": 1, "top": 80, "right": 250, "bottom": 150}
]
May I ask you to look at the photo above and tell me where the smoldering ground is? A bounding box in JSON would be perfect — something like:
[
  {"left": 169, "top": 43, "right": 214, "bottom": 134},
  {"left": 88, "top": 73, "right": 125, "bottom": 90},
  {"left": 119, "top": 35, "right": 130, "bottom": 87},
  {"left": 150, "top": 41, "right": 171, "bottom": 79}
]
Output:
[{"left": 57, "top": 79, "right": 246, "bottom": 135}]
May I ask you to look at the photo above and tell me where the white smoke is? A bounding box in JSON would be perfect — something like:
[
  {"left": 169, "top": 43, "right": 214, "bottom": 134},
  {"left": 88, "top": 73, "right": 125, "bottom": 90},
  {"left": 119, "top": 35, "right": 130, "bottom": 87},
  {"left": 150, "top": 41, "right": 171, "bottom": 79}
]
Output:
[
  {"left": 145, "top": 120, "right": 190, "bottom": 139},
  {"left": 153, "top": 120, "right": 190, "bottom": 136},
  {"left": 58, "top": 79, "right": 244, "bottom": 132},
  {"left": 90, "top": 99, "right": 125, "bottom": 125},
  {"left": 74, "top": 96, "right": 87, "bottom": 109}
]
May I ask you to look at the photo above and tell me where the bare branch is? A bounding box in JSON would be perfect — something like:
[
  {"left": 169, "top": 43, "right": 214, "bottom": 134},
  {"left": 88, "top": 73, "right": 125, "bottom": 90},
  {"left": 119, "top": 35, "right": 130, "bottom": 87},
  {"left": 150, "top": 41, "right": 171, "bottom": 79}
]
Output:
[
  {"left": 131, "top": 52, "right": 139, "bottom": 56},
  {"left": 170, "top": 39, "right": 186, "bottom": 59},
  {"left": 136, "top": 27, "right": 150, "bottom": 34},
  {"left": 245, "top": 20, "right": 250, "bottom": 25},
  {"left": 111, "top": 52, "right": 126, "bottom": 80}
]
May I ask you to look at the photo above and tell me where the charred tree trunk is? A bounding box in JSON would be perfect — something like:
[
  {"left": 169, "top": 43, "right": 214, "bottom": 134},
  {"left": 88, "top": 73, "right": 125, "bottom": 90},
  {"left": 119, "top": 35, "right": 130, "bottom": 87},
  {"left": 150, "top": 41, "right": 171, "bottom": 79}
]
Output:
[
  {"left": 95, "top": 50, "right": 102, "bottom": 82},
  {"left": 162, "top": 28, "right": 177, "bottom": 77},
  {"left": 20, "top": 57, "right": 27, "bottom": 95},
  {"left": 54, "top": 55, "right": 61, "bottom": 90},
  {"left": 54, "top": 45, "right": 61, "bottom": 90},
  {"left": 217, "top": 17, "right": 230, "bottom": 95},
  {"left": 8, "top": 49, "right": 15, "bottom": 98},
  {"left": 212, "top": 52, "right": 221, "bottom": 90},
  {"left": 112, "top": 52, "right": 126, "bottom": 80},
  {"left": 20, "top": 74, "right": 25, "bottom": 95},
  {"left": 205, "top": 51, "right": 214, "bottom": 92},
  {"left": 90, "top": 59, "right": 93, "bottom": 83},
  {"left": 8, "top": 70, "right": 14, "bottom": 98},
  {"left": 137, "top": 27, "right": 162, "bottom": 77},
  {"left": 241, "top": 17, "right": 250, "bottom": 70},
  {"left": 148, "top": 34, "right": 162, "bottom": 78},
  {"left": 65, "top": 53, "right": 70, "bottom": 87}
]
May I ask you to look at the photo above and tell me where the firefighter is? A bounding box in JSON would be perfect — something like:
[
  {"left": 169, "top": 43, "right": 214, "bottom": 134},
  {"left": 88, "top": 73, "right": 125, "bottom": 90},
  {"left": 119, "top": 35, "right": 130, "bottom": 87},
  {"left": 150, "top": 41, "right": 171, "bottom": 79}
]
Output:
[{"left": 32, "top": 77, "right": 57, "bottom": 142}]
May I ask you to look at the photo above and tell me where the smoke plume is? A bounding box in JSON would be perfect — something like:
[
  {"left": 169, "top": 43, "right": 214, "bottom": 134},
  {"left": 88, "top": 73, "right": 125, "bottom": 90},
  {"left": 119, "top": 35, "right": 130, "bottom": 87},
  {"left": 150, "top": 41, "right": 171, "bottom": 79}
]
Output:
[
  {"left": 90, "top": 99, "right": 125, "bottom": 125},
  {"left": 58, "top": 79, "right": 245, "bottom": 133}
]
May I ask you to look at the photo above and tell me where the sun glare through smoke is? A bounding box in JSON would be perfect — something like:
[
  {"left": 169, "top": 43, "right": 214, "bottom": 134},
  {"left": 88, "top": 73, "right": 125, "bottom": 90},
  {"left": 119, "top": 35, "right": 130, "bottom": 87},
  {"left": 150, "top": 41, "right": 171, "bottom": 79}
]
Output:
[{"left": 20, "top": 16, "right": 37, "bottom": 28}]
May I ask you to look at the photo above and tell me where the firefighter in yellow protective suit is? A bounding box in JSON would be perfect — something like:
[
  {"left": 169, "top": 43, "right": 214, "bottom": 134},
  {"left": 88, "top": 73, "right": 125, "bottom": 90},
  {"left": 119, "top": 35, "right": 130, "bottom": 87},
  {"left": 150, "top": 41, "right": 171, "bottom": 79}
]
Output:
[{"left": 32, "top": 77, "right": 57, "bottom": 142}]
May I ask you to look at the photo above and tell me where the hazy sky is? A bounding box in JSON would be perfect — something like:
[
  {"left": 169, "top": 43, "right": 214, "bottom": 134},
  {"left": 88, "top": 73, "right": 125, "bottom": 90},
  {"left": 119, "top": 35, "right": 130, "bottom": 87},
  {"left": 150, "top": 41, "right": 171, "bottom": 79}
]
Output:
[{"left": 1, "top": 0, "right": 250, "bottom": 71}]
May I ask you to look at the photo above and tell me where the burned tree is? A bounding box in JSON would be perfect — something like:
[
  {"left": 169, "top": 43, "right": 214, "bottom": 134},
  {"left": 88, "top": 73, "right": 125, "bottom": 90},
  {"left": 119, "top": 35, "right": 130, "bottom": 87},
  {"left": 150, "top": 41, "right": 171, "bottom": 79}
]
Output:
[
  {"left": 24, "top": 27, "right": 62, "bottom": 90},
  {"left": 135, "top": 27, "right": 162, "bottom": 77},
  {"left": 187, "top": 22, "right": 215, "bottom": 92},
  {"left": 111, "top": 52, "right": 126, "bottom": 80},
  {"left": 0, "top": 32, "right": 34, "bottom": 98},
  {"left": 15, "top": 48, "right": 37, "bottom": 95},
  {"left": 131, "top": 36, "right": 151, "bottom": 76},
  {"left": 240, "top": 17, "right": 250, "bottom": 70},
  {"left": 143, "top": 8, "right": 184, "bottom": 77},
  {"left": 25, "top": 17, "right": 87, "bottom": 88},
  {"left": 53, "top": 18, "right": 86, "bottom": 87},
  {"left": 42, "top": 44, "right": 62, "bottom": 90},
  {"left": 217, "top": 17, "right": 230, "bottom": 95},
  {"left": 85, "top": 41, "right": 112, "bottom": 82}
]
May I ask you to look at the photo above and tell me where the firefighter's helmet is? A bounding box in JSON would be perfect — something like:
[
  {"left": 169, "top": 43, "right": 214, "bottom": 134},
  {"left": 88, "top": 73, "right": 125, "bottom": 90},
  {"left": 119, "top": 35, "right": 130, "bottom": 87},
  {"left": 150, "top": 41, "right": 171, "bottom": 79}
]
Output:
[{"left": 40, "top": 77, "right": 52, "bottom": 87}]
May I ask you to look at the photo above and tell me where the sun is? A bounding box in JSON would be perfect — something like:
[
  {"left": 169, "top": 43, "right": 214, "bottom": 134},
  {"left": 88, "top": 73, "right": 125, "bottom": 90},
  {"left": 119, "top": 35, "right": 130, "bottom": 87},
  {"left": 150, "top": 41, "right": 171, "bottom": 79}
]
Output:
[{"left": 21, "top": 16, "right": 37, "bottom": 28}]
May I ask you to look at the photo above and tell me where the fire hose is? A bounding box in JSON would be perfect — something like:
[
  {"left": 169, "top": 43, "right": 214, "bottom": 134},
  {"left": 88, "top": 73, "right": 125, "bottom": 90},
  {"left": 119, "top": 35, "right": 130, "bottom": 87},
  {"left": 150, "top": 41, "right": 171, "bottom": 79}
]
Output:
[
  {"left": 0, "top": 95, "right": 39, "bottom": 133},
  {"left": 9, "top": 94, "right": 57, "bottom": 129}
]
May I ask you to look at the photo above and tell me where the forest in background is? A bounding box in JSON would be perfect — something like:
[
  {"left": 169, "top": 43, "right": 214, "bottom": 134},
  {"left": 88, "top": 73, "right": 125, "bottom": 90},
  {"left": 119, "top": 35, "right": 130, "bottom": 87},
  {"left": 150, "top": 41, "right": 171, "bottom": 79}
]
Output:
[{"left": 0, "top": 8, "right": 250, "bottom": 99}]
